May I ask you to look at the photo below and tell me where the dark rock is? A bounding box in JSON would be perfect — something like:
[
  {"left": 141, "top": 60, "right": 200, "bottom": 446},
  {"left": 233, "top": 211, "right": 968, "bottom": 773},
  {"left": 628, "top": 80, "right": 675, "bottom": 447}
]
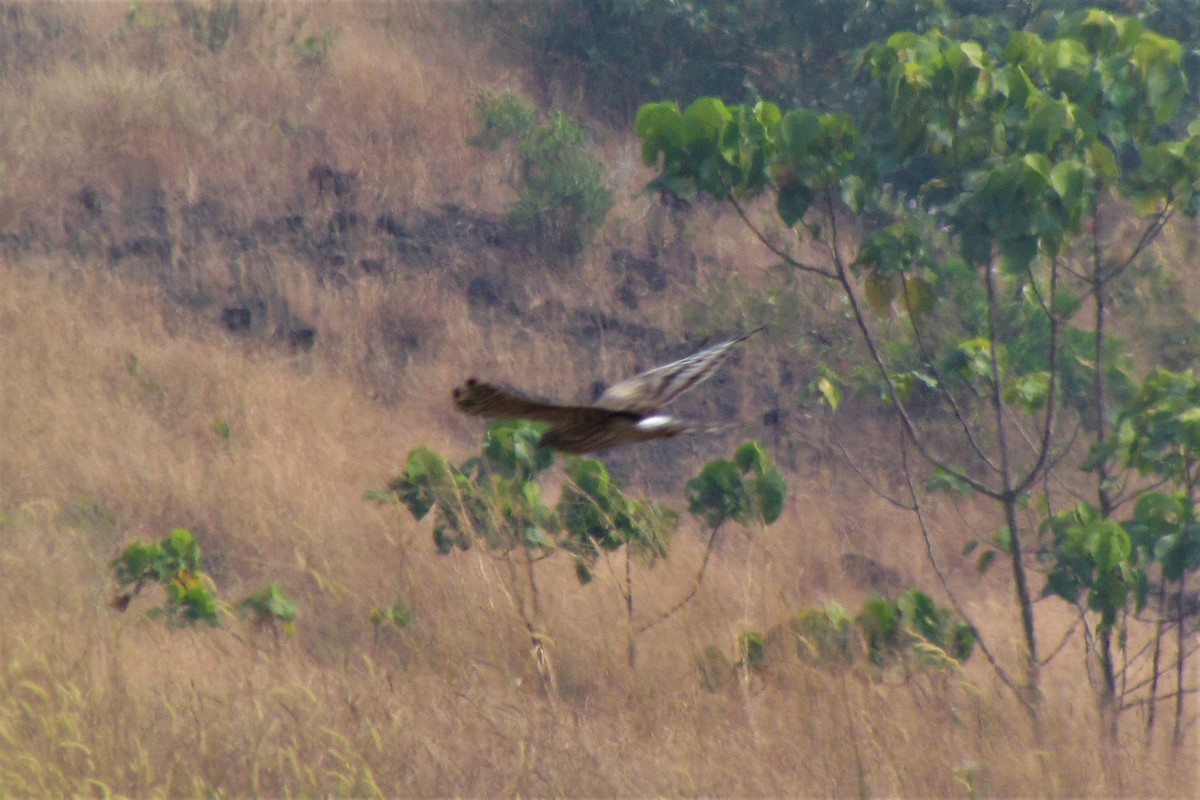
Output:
[
  {"left": 467, "top": 275, "right": 503, "bottom": 309},
  {"left": 125, "top": 236, "right": 171, "bottom": 260},
  {"left": 222, "top": 307, "right": 252, "bottom": 331},
  {"left": 287, "top": 327, "right": 317, "bottom": 351},
  {"left": 613, "top": 249, "right": 668, "bottom": 292},
  {"left": 78, "top": 186, "right": 103, "bottom": 214},
  {"left": 762, "top": 407, "right": 784, "bottom": 427},
  {"left": 332, "top": 211, "right": 363, "bottom": 233},
  {"left": 616, "top": 278, "right": 639, "bottom": 309},
  {"left": 376, "top": 214, "right": 407, "bottom": 239},
  {"left": 308, "top": 163, "right": 357, "bottom": 198}
]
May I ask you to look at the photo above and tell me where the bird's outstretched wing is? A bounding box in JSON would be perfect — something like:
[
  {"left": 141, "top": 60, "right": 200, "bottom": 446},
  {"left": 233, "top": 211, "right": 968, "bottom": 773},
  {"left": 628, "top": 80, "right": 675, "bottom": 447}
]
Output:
[
  {"left": 451, "top": 327, "right": 762, "bottom": 453},
  {"left": 452, "top": 379, "right": 615, "bottom": 427},
  {"left": 595, "top": 326, "right": 764, "bottom": 413}
]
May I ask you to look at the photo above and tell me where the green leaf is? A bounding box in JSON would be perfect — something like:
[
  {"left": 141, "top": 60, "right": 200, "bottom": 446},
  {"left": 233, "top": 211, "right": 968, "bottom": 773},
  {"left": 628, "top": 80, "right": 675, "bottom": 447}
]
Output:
[
  {"left": 856, "top": 595, "right": 902, "bottom": 666},
  {"left": 897, "top": 589, "right": 941, "bottom": 643},
  {"left": 683, "top": 97, "right": 732, "bottom": 138},
  {"left": 167, "top": 527, "right": 195, "bottom": 556},
  {"left": 734, "top": 441, "right": 770, "bottom": 475},
  {"left": 370, "top": 600, "right": 411, "bottom": 628},
  {"left": 738, "top": 630, "right": 767, "bottom": 668},
  {"left": 686, "top": 459, "right": 748, "bottom": 529},
  {"left": 776, "top": 181, "right": 814, "bottom": 227},
  {"left": 780, "top": 108, "right": 821, "bottom": 159},
  {"left": 1087, "top": 141, "right": 1119, "bottom": 183},
  {"left": 519, "top": 479, "right": 543, "bottom": 511},
  {"left": 523, "top": 525, "right": 552, "bottom": 550},
  {"left": 902, "top": 277, "right": 935, "bottom": 321},
  {"left": 239, "top": 583, "right": 299, "bottom": 624},
  {"left": 816, "top": 377, "right": 841, "bottom": 411},
  {"left": 1131, "top": 491, "right": 1186, "bottom": 533},
  {"left": 926, "top": 467, "right": 971, "bottom": 496},
  {"left": 178, "top": 584, "right": 219, "bottom": 625},
  {"left": 112, "top": 541, "right": 157, "bottom": 585},
  {"left": 637, "top": 102, "right": 684, "bottom": 166},
  {"left": 1086, "top": 519, "right": 1131, "bottom": 571},
  {"left": 392, "top": 446, "right": 452, "bottom": 520},
  {"left": 753, "top": 469, "right": 787, "bottom": 525},
  {"left": 863, "top": 272, "right": 897, "bottom": 317},
  {"left": 993, "top": 526, "right": 1013, "bottom": 555},
  {"left": 1010, "top": 371, "right": 1050, "bottom": 410}
]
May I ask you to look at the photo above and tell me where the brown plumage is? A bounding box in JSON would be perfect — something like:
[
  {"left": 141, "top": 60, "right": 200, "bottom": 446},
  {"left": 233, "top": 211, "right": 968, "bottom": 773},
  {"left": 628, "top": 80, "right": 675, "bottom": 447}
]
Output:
[{"left": 452, "top": 328, "right": 762, "bottom": 454}]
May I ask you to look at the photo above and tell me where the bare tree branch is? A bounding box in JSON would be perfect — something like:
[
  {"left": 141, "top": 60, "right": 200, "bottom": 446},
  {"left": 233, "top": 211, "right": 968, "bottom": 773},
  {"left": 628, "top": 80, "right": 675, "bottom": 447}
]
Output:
[
  {"left": 830, "top": 420, "right": 914, "bottom": 510},
  {"left": 730, "top": 195, "right": 838, "bottom": 280},
  {"left": 898, "top": 270, "right": 999, "bottom": 473}
]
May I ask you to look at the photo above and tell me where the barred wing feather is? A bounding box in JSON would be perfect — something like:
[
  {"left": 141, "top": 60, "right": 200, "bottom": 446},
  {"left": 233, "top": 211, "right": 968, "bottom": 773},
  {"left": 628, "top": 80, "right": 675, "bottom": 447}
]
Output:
[{"left": 595, "top": 326, "right": 764, "bottom": 413}]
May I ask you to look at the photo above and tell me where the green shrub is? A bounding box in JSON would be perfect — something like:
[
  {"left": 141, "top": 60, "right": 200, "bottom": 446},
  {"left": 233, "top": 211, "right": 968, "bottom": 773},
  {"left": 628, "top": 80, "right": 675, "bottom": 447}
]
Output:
[
  {"left": 111, "top": 527, "right": 298, "bottom": 633},
  {"left": 471, "top": 92, "right": 612, "bottom": 257}
]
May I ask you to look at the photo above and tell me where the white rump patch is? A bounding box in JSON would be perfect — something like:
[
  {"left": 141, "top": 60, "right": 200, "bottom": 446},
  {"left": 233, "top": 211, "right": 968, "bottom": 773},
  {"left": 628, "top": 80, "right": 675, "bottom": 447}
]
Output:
[{"left": 635, "top": 415, "right": 679, "bottom": 431}]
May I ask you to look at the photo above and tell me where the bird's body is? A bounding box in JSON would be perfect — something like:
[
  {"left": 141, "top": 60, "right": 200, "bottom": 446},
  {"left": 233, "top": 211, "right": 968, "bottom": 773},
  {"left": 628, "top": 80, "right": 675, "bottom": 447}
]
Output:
[{"left": 452, "top": 328, "right": 762, "bottom": 454}]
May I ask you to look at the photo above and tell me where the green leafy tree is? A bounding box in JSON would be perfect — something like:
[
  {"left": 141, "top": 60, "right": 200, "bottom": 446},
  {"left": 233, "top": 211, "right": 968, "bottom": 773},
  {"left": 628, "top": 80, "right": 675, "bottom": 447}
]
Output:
[
  {"left": 509, "top": 1, "right": 1200, "bottom": 128},
  {"left": 636, "top": 10, "right": 1200, "bottom": 720},
  {"left": 1039, "top": 502, "right": 1138, "bottom": 715},
  {"left": 377, "top": 421, "right": 560, "bottom": 689},
  {"left": 636, "top": 443, "right": 786, "bottom": 645},
  {"left": 374, "top": 420, "right": 683, "bottom": 686},
  {"left": 376, "top": 429, "right": 786, "bottom": 673},
  {"left": 1107, "top": 368, "right": 1200, "bottom": 743},
  {"left": 557, "top": 456, "right": 676, "bottom": 666}
]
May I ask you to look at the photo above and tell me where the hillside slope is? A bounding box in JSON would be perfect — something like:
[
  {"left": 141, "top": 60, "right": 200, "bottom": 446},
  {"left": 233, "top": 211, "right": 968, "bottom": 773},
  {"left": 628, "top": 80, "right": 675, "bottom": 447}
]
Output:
[{"left": 0, "top": 3, "right": 1193, "bottom": 796}]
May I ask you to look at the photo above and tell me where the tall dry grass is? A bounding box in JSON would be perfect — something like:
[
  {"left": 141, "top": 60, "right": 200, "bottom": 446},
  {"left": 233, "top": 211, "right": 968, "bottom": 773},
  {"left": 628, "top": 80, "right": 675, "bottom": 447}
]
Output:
[
  {"left": 2, "top": 259, "right": 1194, "bottom": 796},
  {"left": 1, "top": 2, "right": 1196, "bottom": 797}
]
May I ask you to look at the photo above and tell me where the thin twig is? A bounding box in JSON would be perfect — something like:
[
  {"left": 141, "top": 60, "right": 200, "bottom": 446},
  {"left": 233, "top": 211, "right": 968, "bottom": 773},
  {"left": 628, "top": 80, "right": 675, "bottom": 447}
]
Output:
[
  {"left": 1120, "top": 687, "right": 1199, "bottom": 712},
  {"left": 635, "top": 521, "right": 724, "bottom": 635},
  {"left": 829, "top": 421, "right": 913, "bottom": 510},
  {"left": 1038, "top": 612, "right": 1083, "bottom": 667},
  {"left": 898, "top": 270, "right": 999, "bottom": 473},
  {"left": 729, "top": 195, "right": 837, "bottom": 279},
  {"left": 824, "top": 191, "right": 1000, "bottom": 500}
]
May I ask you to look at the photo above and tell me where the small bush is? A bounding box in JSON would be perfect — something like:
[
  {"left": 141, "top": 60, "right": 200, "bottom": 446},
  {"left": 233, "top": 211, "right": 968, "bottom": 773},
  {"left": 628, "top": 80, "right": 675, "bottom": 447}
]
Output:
[
  {"left": 699, "top": 591, "right": 975, "bottom": 689},
  {"left": 111, "top": 527, "right": 298, "bottom": 633},
  {"left": 470, "top": 92, "right": 612, "bottom": 258},
  {"left": 110, "top": 527, "right": 220, "bottom": 626}
]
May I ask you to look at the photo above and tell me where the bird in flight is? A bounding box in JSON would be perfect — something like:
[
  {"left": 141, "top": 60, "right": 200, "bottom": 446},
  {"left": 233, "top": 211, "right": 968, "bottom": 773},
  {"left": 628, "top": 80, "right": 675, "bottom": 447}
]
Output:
[{"left": 452, "top": 327, "right": 763, "bottom": 454}]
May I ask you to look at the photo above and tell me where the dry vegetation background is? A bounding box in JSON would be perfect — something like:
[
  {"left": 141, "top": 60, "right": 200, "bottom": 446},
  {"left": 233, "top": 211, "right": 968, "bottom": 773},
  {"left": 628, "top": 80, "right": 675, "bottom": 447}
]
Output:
[{"left": 0, "top": 2, "right": 1195, "bottom": 797}]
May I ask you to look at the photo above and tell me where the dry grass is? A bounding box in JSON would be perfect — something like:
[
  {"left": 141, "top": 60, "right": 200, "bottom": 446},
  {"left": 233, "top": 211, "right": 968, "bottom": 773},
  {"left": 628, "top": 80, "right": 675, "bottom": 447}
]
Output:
[
  {"left": 1, "top": 2, "right": 1197, "bottom": 797},
  {"left": 3, "top": 256, "right": 1195, "bottom": 797}
]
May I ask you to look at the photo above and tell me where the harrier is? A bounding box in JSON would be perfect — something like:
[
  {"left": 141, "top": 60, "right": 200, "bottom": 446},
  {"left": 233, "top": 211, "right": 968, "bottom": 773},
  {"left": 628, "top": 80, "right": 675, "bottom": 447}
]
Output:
[{"left": 452, "top": 328, "right": 763, "bottom": 454}]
